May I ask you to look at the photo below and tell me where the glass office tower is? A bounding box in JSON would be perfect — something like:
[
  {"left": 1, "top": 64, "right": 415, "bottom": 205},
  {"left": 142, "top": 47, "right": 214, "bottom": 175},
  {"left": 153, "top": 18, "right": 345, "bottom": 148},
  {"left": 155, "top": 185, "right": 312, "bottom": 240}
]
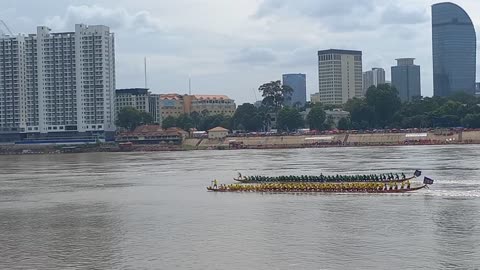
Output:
[{"left": 432, "top": 2, "right": 476, "bottom": 96}]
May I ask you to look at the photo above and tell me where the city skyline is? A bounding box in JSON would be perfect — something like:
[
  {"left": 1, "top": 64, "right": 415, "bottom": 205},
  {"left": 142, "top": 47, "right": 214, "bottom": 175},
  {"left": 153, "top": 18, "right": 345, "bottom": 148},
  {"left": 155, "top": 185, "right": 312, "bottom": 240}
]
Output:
[{"left": 2, "top": 0, "right": 480, "bottom": 104}]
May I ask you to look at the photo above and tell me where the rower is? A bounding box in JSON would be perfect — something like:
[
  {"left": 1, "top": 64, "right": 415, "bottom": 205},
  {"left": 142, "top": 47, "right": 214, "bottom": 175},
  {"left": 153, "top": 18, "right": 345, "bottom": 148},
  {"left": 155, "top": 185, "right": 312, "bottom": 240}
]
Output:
[{"left": 213, "top": 179, "right": 218, "bottom": 189}]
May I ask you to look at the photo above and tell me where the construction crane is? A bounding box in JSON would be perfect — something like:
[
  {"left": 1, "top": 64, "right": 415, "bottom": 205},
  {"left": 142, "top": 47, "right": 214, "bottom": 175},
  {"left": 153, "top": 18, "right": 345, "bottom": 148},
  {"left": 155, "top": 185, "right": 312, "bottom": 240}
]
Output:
[{"left": 0, "top": 20, "right": 14, "bottom": 36}]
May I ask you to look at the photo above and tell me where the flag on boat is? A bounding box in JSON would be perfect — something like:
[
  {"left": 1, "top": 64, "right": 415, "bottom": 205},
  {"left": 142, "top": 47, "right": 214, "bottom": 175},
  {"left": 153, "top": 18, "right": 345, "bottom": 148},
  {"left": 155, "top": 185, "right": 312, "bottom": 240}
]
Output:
[
  {"left": 414, "top": 170, "right": 422, "bottom": 177},
  {"left": 423, "top": 177, "right": 434, "bottom": 185}
]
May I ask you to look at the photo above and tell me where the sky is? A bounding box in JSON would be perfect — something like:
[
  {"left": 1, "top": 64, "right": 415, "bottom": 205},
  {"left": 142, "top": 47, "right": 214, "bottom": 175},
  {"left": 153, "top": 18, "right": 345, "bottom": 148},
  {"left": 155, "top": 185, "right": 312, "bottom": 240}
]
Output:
[{"left": 2, "top": 0, "right": 480, "bottom": 104}]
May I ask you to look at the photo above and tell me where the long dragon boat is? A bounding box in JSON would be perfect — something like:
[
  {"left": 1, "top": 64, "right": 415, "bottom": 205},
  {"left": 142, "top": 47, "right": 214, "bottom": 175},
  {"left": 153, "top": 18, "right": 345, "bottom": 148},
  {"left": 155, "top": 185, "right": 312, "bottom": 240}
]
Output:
[
  {"left": 207, "top": 177, "right": 434, "bottom": 194},
  {"left": 233, "top": 170, "right": 422, "bottom": 184}
]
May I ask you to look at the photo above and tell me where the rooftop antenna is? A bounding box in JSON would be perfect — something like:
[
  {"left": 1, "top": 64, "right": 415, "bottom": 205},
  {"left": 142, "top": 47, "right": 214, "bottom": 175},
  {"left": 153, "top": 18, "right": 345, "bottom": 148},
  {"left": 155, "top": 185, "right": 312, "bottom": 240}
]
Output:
[
  {"left": 189, "top": 77, "right": 192, "bottom": 95},
  {"left": 144, "top": 57, "right": 148, "bottom": 89}
]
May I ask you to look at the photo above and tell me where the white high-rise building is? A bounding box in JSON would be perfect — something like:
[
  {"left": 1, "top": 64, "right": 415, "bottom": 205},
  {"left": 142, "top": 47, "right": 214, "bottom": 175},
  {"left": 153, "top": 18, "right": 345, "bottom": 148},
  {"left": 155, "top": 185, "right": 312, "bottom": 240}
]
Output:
[
  {"left": 0, "top": 24, "right": 115, "bottom": 139},
  {"left": 317, "top": 49, "right": 363, "bottom": 105},
  {"left": 363, "top": 68, "right": 386, "bottom": 93},
  {"left": 0, "top": 35, "right": 27, "bottom": 135}
]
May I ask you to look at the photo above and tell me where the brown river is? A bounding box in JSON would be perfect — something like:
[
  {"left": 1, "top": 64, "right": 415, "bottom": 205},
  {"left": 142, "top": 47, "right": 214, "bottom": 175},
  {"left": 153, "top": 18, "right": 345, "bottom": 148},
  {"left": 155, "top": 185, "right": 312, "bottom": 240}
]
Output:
[{"left": 1, "top": 145, "right": 479, "bottom": 269}]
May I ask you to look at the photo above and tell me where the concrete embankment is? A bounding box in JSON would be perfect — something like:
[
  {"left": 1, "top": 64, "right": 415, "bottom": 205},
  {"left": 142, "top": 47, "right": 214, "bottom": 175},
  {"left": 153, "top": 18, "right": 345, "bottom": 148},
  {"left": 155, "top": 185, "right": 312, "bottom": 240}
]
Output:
[
  {"left": 184, "top": 130, "right": 480, "bottom": 150},
  {"left": 3, "top": 130, "right": 480, "bottom": 155}
]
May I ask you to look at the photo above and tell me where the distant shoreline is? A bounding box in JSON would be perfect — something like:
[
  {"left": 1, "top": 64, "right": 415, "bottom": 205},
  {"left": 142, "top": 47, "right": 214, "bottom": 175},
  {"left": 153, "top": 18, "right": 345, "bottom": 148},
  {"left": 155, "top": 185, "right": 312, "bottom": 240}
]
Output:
[{"left": 1, "top": 130, "right": 479, "bottom": 155}]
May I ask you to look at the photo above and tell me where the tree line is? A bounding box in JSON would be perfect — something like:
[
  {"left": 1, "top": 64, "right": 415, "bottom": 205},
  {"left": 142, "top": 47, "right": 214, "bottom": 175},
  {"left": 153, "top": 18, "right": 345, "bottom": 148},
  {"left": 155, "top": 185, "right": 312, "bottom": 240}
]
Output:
[
  {"left": 345, "top": 84, "right": 480, "bottom": 129},
  {"left": 116, "top": 82, "right": 480, "bottom": 132}
]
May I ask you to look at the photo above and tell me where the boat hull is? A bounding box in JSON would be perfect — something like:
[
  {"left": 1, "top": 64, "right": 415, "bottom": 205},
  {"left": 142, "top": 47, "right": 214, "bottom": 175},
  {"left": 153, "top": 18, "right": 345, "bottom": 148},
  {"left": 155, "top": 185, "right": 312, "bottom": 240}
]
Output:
[{"left": 207, "top": 185, "right": 427, "bottom": 194}]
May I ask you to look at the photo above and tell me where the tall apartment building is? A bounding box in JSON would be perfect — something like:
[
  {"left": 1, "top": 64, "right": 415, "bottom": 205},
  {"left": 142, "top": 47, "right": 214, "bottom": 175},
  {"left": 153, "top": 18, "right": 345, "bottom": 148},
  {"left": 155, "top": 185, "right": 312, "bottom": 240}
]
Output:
[
  {"left": 391, "top": 58, "right": 421, "bottom": 102},
  {"left": 363, "top": 68, "right": 385, "bottom": 93},
  {"left": 0, "top": 35, "right": 26, "bottom": 136},
  {"left": 282, "top": 73, "right": 307, "bottom": 107},
  {"left": 318, "top": 49, "right": 363, "bottom": 105},
  {"left": 0, "top": 24, "right": 115, "bottom": 139}
]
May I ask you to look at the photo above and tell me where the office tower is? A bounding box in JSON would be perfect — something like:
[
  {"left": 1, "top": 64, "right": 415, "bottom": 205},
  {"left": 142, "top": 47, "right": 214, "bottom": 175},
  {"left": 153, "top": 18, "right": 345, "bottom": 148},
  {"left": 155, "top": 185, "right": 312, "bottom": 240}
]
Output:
[
  {"left": 432, "top": 2, "right": 476, "bottom": 96},
  {"left": 282, "top": 73, "right": 307, "bottom": 107},
  {"left": 391, "top": 58, "right": 421, "bottom": 102},
  {"left": 318, "top": 49, "right": 363, "bottom": 105},
  {"left": 363, "top": 68, "right": 386, "bottom": 93}
]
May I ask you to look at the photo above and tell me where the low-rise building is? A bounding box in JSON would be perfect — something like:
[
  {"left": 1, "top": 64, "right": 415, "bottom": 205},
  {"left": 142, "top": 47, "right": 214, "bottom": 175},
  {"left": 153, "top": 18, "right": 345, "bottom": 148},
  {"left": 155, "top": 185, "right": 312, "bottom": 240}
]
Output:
[
  {"left": 116, "top": 125, "right": 187, "bottom": 145},
  {"left": 117, "top": 92, "right": 237, "bottom": 122},
  {"left": 188, "top": 95, "right": 236, "bottom": 115},
  {"left": 116, "top": 88, "right": 150, "bottom": 114},
  {"left": 159, "top": 94, "right": 236, "bottom": 119},
  {"left": 301, "top": 108, "right": 350, "bottom": 128},
  {"left": 325, "top": 109, "right": 350, "bottom": 126},
  {"left": 159, "top": 94, "right": 185, "bottom": 119},
  {"left": 208, "top": 126, "right": 229, "bottom": 139},
  {"left": 310, "top": 93, "right": 321, "bottom": 104},
  {"left": 116, "top": 88, "right": 162, "bottom": 124}
]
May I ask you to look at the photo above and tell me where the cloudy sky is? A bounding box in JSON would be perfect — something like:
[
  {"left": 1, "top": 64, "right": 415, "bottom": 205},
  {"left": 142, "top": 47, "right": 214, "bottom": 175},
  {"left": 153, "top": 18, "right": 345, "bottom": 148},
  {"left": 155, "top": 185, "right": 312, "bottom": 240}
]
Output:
[{"left": 2, "top": 0, "right": 480, "bottom": 104}]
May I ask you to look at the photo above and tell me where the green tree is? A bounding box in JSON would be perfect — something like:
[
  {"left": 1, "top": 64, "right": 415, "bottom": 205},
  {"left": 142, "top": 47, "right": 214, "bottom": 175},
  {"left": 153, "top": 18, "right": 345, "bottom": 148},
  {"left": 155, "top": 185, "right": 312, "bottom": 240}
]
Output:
[
  {"left": 176, "top": 114, "right": 194, "bottom": 130},
  {"left": 200, "top": 114, "right": 231, "bottom": 131},
  {"left": 307, "top": 104, "right": 326, "bottom": 130},
  {"left": 433, "top": 115, "right": 461, "bottom": 127},
  {"left": 162, "top": 116, "right": 177, "bottom": 129},
  {"left": 344, "top": 98, "right": 375, "bottom": 129},
  {"left": 325, "top": 116, "right": 335, "bottom": 130},
  {"left": 190, "top": 111, "right": 202, "bottom": 129},
  {"left": 365, "top": 84, "right": 401, "bottom": 128},
  {"left": 116, "top": 107, "right": 153, "bottom": 131},
  {"left": 398, "top": 115, "right": 431, "bottom": 128},
  {"left": 462, "top": 113, "right": 480, "bottom": 128},
  {"left": 140, "top": 112, "right": 153, "bottom": 125},
  {"left": 277, "top": 107, "right": 304, "bottom": 131},
  {"left": 337, "top": 117, "right": 351, "bottom": 130},
  {"left": 450, "top": 92, "right": 479, "bottom": 105},
  {"left": 342, "top": 92, "right": 480, "bottom": 129},
  {"left": 259, "top": 80, "right": 294, "bottom": 112},
  {"left": 232, "top": 103, "right": 263, "bottom": 131}
]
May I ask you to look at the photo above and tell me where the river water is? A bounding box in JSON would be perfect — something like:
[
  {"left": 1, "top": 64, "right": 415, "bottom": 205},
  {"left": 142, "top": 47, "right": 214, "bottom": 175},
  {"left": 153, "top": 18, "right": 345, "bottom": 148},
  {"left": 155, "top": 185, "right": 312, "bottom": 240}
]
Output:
[{"left": 0, "top": 145, "right": 479, "bottom": 270}]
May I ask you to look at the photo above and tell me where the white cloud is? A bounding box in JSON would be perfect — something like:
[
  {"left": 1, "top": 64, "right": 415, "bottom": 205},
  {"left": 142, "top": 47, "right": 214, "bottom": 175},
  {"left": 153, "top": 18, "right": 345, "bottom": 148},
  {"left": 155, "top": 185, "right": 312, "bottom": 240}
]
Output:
[
  {"left": 45, "top": 5, "right": 163, "bottom": 33},
  {"left": 255, "top": 0, "right": 429, "bottom": 32},
  {"left": 380, "top": 3, "right": 429, "bottom": 25},
  {"left": 229, "top": 47, "right": 277, "bottom": 65}
]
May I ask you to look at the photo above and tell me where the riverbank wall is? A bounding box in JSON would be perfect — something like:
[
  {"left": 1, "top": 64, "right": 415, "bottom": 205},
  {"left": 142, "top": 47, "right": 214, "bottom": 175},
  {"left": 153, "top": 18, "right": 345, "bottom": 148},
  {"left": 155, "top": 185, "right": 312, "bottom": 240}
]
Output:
[
  {"left": 2, "top": 130, "right": 480, "bottom": 155},
  {"left": 184, "top": 130, "right": 480, "bottom": 150}
]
